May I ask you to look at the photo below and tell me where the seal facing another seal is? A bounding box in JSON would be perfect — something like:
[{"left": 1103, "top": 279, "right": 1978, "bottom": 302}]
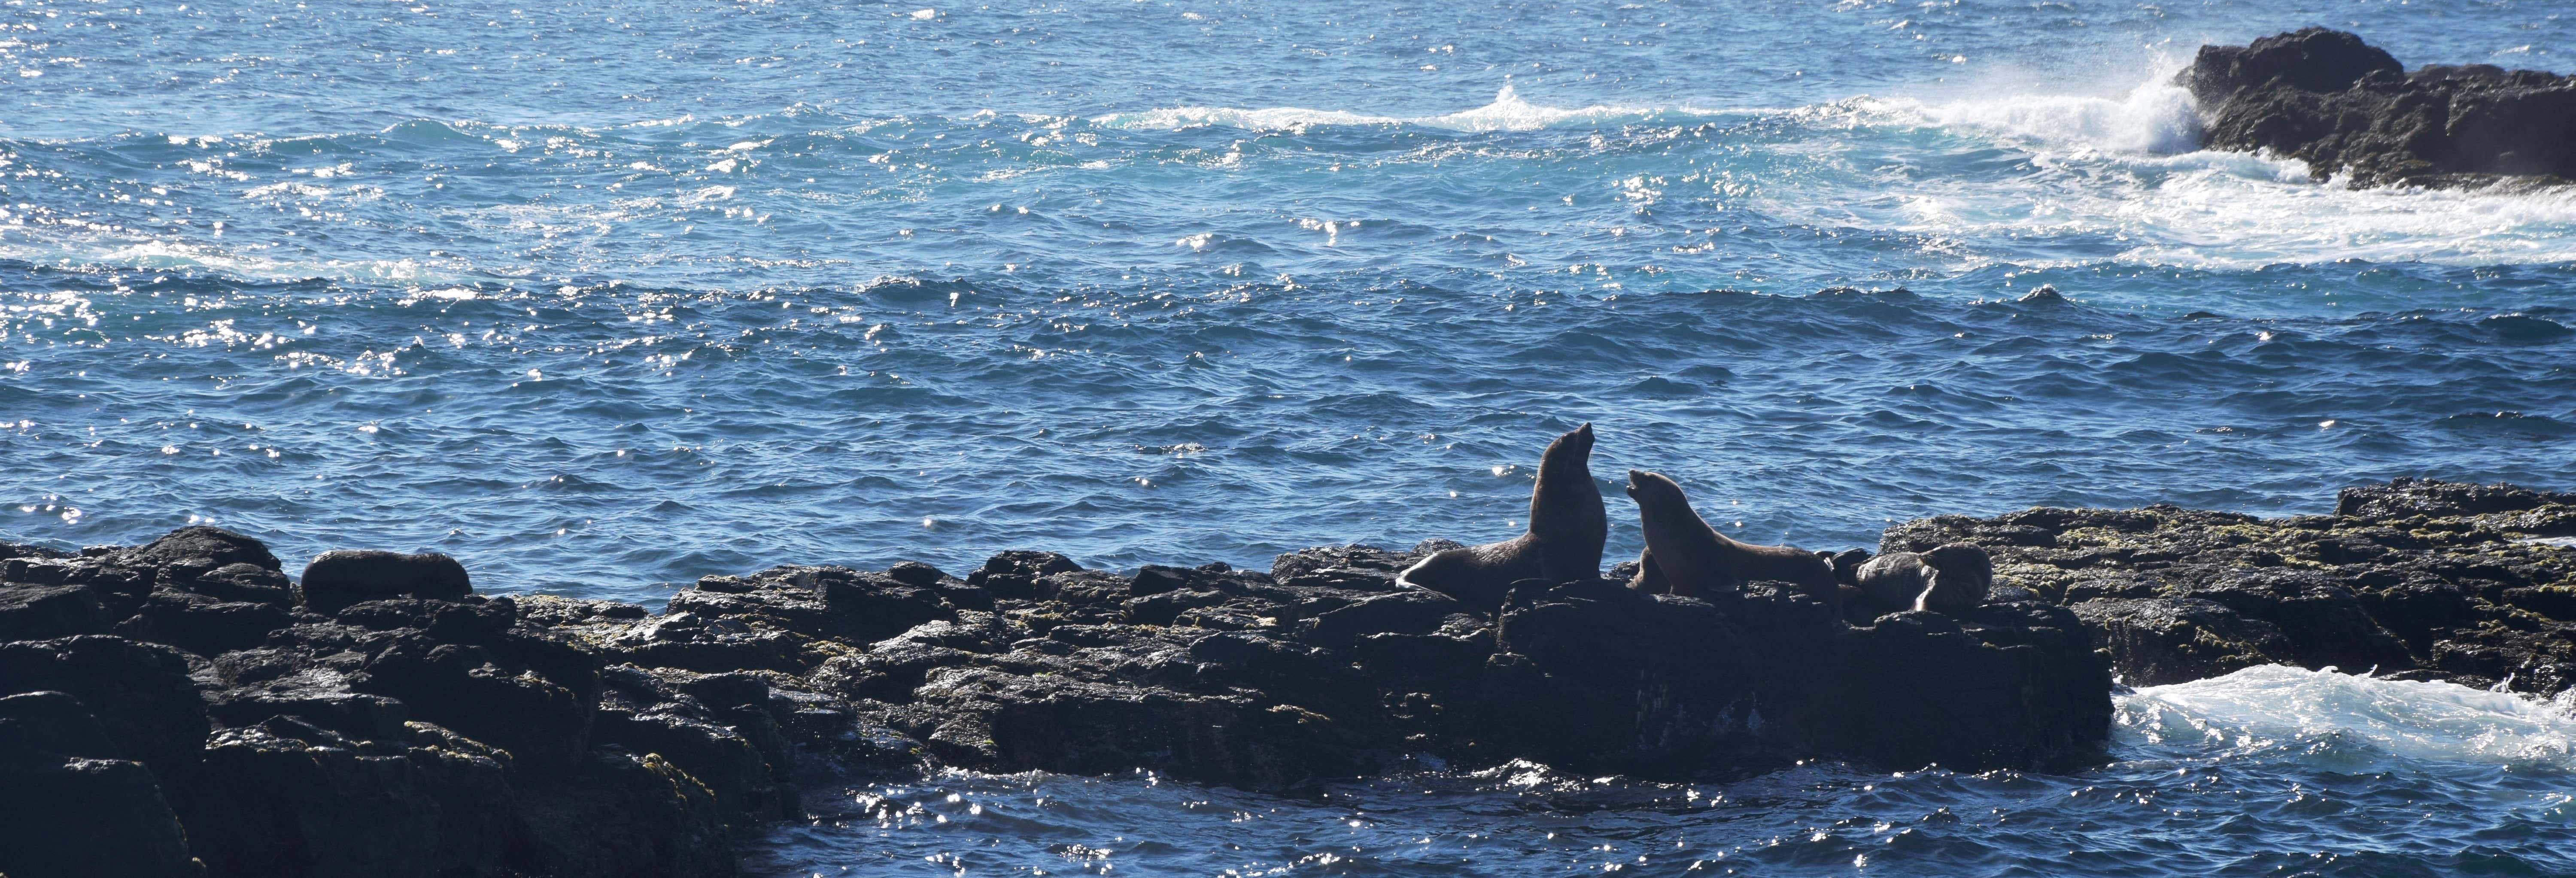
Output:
[
  {"left": 1853, "top": 542, "right": 1993, "bottom": 617},
  {"left": 1397, "top": 423, "right": 1607, "bottom": 607},
  {"left": 1622, "top": 470, "right": 1836, "bottom": 607}
]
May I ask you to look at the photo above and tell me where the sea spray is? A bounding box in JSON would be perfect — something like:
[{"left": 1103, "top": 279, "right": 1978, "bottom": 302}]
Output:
[{"left": 2119, "top": 665, "right": 2576, "bottom": 769}]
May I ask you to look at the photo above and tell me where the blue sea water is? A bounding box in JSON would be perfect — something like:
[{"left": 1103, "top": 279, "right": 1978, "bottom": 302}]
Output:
[{"left": 6, "top": 0, "right": 2576, "bottom": 872}]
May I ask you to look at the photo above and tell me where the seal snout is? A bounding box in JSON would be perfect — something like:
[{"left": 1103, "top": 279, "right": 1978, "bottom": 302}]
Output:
[
  {"left": 1561, "top": 422, "right": 1595, "bottom": 452},
  {"left": 1625, "top": 469, "right": 1649, "bottom": 496}
]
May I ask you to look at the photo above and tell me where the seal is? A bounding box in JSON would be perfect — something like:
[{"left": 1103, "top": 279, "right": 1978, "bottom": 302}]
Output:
[
  {"left": 1852, "top": 542, "right": 1993, "bottom": 617},
  {"left": 1621, "top": 470, "right": 1836, "bottom": 606},
  {"left": 1396, "top": 423, "right": 1607, "bottom": 607}
]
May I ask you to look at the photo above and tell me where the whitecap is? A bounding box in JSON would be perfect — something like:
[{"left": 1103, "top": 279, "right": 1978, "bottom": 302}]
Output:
[
  {"left": 2116, "top": 665, "right": 2576, "bottom": 769},
  {"left": 1090, "top": 84, "right": 1721, "bottom": 134},
  {"left": 1764, "top": 70, "right": 2576, "bottom": 271}
]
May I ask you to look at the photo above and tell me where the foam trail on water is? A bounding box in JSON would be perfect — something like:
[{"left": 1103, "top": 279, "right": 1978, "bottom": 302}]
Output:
[
  {"left": 2116, "top": 665, "right": 2576, "bottom": 769},
  {"left": 1091, "top": 84, "right": 1718, "bottom": 133}
]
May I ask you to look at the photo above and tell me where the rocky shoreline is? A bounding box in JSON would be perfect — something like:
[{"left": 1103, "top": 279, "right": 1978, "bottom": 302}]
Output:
[
  {"left": 2183, "top": 28, "right": 2576, "bottom": 188},
  {"left": 4, "top": 477, "right": 2573, "bottom": 877}
]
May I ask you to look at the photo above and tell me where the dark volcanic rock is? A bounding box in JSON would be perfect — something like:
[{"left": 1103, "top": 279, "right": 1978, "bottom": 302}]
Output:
[
  {"left": 0, "top": 582, "right": 116, "bottom": 641},
  {"left": 0, "top": 690, "right": 205, "bottom": 878},
  {"left": 0, "top": 635, "right": 211, "bottom": 776},
  {"left": 2070, "top": 597, "right": 2294, "bottom": 687},
  {"left": 173, "top": 717, "right": 507, "bottom": 878},
  {"left": 15, "top": 478, "right": 2570, "bottom": 878},
  {"left": 0, "top": 520, "right": 2132, "bottom": 876},
  {"left": 0, "top": 756, "right": 202, "bottom": 878},
  {"left": 2181, "top": 28, "right": 2576, "bottom": 188},
  {"left": 1899, "top": 477, "right": 2576, "bottom": 696}
]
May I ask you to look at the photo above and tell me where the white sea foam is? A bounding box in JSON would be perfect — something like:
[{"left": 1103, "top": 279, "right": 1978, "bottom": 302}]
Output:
[
  {"left": 1905, "top": 77, "right": 2204, "bottom": 156},
  {"left": 1092, "top": 84, "right": 1708, "bottom": 133},
  {"left": 1779, "top": 74, "right": 2576, "bottom": 270},
  {"left": 0, "top": 237, "right": 473, "bottom": 287},
  {"left": 2117, "top": 665, "right": 2576, "bottom": 769}
]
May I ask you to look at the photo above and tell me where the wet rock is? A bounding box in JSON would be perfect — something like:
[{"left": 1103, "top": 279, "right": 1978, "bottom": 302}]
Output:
[
  {"left": 79, "top": 486, "right": 2576, "bottom": 875},
  {"left": 0, "top": 635, "right": 210, "bottom": 777},
  {"left": 2069, "top": 597, "right": 2295, "bottom": 687},
  {"left": 0, "top": 756, "right": 202, "bottom": 878},
  {"left": 0, "top": 691, "right": 202, "bottom": 878},
  {"left": 1890, "top": 477, "right": 2576, "bottom": 696},
  {"left": 596, "top": 664, "right": 796, "bottom": 829},
  {"left": 298, "top": 550, "right": 471, "bottom": 613},
  {"left": 172, "top": 717, "right": 498, "bottom": 878},
  {"left": 965, "top": 550, "right": 1081, "bottom": 599},
  {"left": 1303, "top": 589, "right": 1464, "bottom": 648},
  {"left": 2181, "top": 28, "right": 2576, "bottom": 188},
  {"left": 0, "top": 582, "right": 115, "bottom": 641},
  {"left": 1270, "top": 544, "right": 1425, "bottom": 586},
  {"left": 511, "top": 747, "right": 735, "bottom": 878},
  {"left": 2333, "top": 476, "right": 2571, "bottom": 519},
  {"left": 119, "top": 526, "right": 283, "bottom": 584},
  {"left": 0, "top": 690, "right": 124, "bottom": 758},
  {"left": 114, "top": 588, "right": 294, "bottom": 656},
  {"left": 1824, "top": 603, "right": 2112, "bottom": 769},
  {"left": 515, "top": 594, "right": 651, "bottom": 626}
]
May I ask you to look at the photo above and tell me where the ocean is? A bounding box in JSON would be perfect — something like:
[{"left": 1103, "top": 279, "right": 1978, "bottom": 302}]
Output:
[{"left": 5, "top": 0, "right": 2574, "bottom": 872}]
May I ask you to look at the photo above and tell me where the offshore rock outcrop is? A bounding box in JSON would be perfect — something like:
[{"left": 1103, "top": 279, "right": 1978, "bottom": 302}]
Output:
[
  {"left": 6, "top": 477, "right": 2571, "bottom": 876},
  {"left": 0, "top": 526, "right": 2111, "bottom": 877},
  {"left": 1884, "top": 478, "right": 2576, "bottom": 694},
  {"left": 2180, "top": 28, "right": 2576, "bottom": 188}
]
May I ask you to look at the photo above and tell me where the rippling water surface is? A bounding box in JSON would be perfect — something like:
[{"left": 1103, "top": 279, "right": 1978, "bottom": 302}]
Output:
[{"left": 7, "top": 0, "right": 2576, "bottom": 872}]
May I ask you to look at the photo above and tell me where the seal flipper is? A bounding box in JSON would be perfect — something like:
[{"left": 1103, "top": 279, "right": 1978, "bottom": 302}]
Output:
[
  {"left": 1625, "top": 549, "right": 1669, "bottom": 594},
  {"left": 1909, "top": 569, "right": 1942, "bottom": 613}
]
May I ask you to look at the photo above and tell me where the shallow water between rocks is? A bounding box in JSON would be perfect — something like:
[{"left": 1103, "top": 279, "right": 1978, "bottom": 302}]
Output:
[{"left": 6, "top": 0, "right": 2576, "bottom": 873}]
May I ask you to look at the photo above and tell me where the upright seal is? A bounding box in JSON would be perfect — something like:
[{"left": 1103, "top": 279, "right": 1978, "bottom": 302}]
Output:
[
  {"left": 1397, "top": 423, "right": 1607, "bottom": 607},
  {"left": 1622, "top": 470, "right": 1837, "bottom": 607}
]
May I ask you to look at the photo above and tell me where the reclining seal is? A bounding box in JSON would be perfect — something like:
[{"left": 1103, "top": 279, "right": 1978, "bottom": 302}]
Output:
[
  {"left": 1397, "top": 423, "right": 1607, "bottom": 607},
  {"left": 1853, "top": 542, "right": 1993, "bottom": 617},
  {"left": 1621, "top": 470, "right": 1837, "bottom": 607}
]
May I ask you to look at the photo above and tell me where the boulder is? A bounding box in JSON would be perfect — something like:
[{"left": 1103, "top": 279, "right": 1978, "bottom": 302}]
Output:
[
  {"left": 0, "top": 635, "right": 211, "bottom": 778},
  {"left": 2181, "top": 28, "right": 2576, "bottom": 187},
  {"left": 0, "top": 756, "right": 203, "bottom": 878},
  {"left": 0, "top": 582, "right": 116, "bottom": 641}
]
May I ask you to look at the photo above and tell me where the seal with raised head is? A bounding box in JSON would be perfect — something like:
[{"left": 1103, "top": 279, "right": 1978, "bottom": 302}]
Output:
[
  {"left": 1621, "top": 470, "right": 1837, "bottom": 607},
  {"left": 1853, "top": 542, "right": 1993, "bottom": 617},
  {"left": 1396, "top": 423, "right": 1607, "bottom": 607}
]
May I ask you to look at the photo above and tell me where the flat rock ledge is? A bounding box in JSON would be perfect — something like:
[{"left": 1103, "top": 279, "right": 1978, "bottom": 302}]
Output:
[
  {"left": 2181, "top": 28, "right": 2576, "bottom": 188},
  {"left": 1892, "top": 477, "right": 2576, "bottom": 694},
  {"left": 5, "top": 476, "right": 2572, "bottom": 877}
]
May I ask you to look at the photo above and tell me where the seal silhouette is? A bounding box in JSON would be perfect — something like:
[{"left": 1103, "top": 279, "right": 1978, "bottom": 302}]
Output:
[
  {"left": 1853, "top": 542, "right": 1993, "bottom": 617},
  {"left": 1396, "top": 423, "right": 1607, "bottom": 607},
  {"left": 1621, "top": 470, "right": 1837, "bottom": 607}
]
